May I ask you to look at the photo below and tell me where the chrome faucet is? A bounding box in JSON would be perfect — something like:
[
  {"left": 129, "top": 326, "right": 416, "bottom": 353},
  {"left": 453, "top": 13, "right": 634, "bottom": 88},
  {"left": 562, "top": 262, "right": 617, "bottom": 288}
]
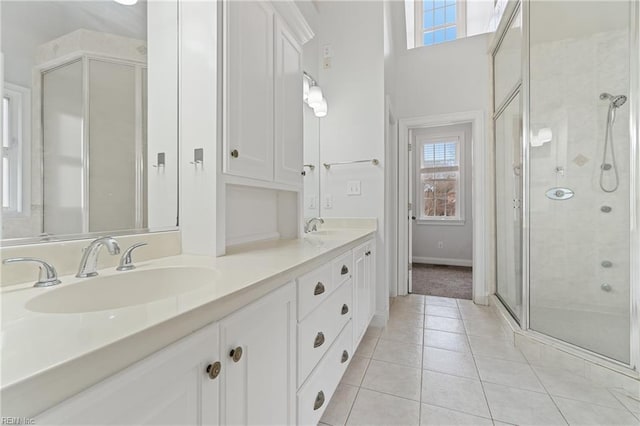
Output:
[
  {"left": 76, "top": 236, "right": 121, "bottom": 278},
  {"left": 304, "top": 217, "right": 324, "bottom": 233},
  {"left": 117, "top": 242, "right": 148, "bottom": 271},
  {"left": 2, "top": 257, "right": 62, "bottom": 287}
]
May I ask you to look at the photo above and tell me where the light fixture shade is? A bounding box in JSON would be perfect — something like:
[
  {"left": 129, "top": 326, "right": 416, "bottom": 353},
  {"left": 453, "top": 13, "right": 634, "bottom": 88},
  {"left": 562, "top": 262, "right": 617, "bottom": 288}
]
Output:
[
  {"left": 308, "top": 86, "right": 323, "bottom": 108},
  {"left": 314, "top": 98, "right": 328, "bottom": 118},
  {"left": 303, "top": 78, "right": 310, "bottom": 103},
  {"left": 114, "top": 0, "right": 138, "bottom": 5}
]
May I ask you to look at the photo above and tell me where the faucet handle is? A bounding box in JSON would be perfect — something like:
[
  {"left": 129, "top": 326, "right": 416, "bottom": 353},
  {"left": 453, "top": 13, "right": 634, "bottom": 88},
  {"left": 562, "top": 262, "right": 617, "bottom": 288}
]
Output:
[
  {"left": 2, "top": 257, "right": 62, "bottom": 287},
  {"left": 116, "top": 243, "right": 148, "bottom": 271}
]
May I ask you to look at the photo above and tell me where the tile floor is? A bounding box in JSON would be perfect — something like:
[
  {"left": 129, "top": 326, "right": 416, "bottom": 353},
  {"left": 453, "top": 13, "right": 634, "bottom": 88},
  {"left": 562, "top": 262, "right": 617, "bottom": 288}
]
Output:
[{"left": 319, "top": 294, "right": 640, "bottom": 426}]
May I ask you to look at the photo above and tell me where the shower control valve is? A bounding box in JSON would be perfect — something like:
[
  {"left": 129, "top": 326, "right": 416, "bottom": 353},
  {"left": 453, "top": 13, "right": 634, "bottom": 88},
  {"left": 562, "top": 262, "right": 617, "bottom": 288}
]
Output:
[{"left": 601, "top": 283, "right": 612, "bottom": 292}]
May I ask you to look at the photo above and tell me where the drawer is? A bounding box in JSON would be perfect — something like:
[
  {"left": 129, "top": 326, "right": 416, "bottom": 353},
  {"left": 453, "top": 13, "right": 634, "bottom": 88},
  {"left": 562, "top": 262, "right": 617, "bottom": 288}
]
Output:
[
  {"left": 297, "top": 263, "right": 333, "bottom": 320},
  {"left": 332, "top": 251, "right": 353, "bottom": 287},
  {"left": 298, "top": 280, "right": 352, "bottom": 386},
  {"left": 297, "top": 320, "right": 353, "bottom": 426}
]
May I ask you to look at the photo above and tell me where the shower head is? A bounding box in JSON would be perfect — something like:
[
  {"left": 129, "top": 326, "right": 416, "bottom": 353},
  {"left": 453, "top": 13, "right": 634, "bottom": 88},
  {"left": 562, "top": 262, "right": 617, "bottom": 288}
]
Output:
[{"left": 600, "top": 92, "right": 627, "bottom": 108}]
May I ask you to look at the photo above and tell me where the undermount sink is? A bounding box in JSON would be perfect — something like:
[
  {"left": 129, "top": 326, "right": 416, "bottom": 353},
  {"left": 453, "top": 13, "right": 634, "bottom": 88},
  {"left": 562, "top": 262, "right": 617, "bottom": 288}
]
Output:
[
  {"left": 25, "top": 267, "right": 216, "bottom": 314},
  {"left": 305, "top": 230, "right": 343, "bottom": 238}
]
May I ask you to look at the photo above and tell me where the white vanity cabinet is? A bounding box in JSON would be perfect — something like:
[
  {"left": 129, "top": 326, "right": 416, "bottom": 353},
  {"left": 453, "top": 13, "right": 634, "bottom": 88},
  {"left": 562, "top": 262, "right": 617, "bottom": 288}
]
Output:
[
  {"left": 36, "top": 282, "right": 297, "bottom": 426},
  {"left": 353, "top": 240, "right": 376, "bottom": 347},
  {"left": 37, "top": 323, "right": 222, "bottom": 425},
  {"left": 220, "top": 282, "right": 296, "bottom": 425},
  {"left": 223, "top": 1, "right": 304, "bottom": 188}
]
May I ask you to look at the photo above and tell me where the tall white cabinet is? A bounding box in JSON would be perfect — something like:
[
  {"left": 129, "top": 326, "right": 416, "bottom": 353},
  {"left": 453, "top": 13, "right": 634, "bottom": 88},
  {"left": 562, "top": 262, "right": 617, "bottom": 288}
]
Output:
[{"left": 223, "top": 1, "right": 304, "bottom": 188}]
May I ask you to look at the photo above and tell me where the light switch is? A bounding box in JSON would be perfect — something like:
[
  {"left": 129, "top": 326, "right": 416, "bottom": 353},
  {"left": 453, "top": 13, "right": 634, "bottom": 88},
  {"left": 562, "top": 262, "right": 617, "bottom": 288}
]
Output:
[
  {"left": 324, "top": 195, "right": 333, "bottom": 209},
  {"left": 347, "top": 180, "right": 361, "bottom": 196}
]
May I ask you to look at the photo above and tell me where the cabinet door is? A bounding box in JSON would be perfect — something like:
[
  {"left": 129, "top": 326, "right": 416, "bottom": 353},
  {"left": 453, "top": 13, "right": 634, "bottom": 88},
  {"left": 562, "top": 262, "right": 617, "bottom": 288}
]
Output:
[
  {"left": 224, "top": 1, "right": 274, "bottom": 181},
  {"left": 274, "top": 19, "right": 303, "bottom": 186},
  {"left": 353, "top": 244, "right": 368, "bottom": 346},
  {"left": 221, "top": 283, "right": 296, "bottom": 425},
  {"left": 37, "top": 323, "right": 221, "bottom": 425},
  {"left": 366, "top": 241, "right": 376, "bottom": 325}
]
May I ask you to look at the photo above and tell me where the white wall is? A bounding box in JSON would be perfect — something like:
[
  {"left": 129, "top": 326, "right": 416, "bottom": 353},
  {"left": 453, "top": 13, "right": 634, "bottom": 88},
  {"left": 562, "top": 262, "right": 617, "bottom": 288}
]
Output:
[
  {"left": 316, "top": 1, "right": 387, "bottom": 321},
  {"left": 411, "top": 123, "right": 473, "bottom": 266}
]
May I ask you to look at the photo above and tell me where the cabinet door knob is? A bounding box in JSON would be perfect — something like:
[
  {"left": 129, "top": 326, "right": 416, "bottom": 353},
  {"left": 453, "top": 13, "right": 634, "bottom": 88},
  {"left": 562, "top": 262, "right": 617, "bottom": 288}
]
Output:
[
  {"left": 341, "top": 265, "right": 349, "bottom": 275},
  {"left": 206, "top": 361, "right": 221, "bottom": 380},
  {"left": 314, "top": 282, "right": 325, "bottom": 296},
  {"left": 313, "top": 391, "right": 325, "bottom": 411},
  {"left": 229, "top": 346, "right": 243, "bottom": 362},
  {"left": 230, "top": 149, "right": 239, "bottom": 158},
  {"left": 341, "top": 350, "right": 349, "bottom": 363},
  {"left": 341, "top": 304, "right": 349, "bottom": 315},
  {"left": 365, "top": 250, "right": 371, "bottom": 256},
  {"left": 314, "top": 332, "right": 325, "bottom": 348}
]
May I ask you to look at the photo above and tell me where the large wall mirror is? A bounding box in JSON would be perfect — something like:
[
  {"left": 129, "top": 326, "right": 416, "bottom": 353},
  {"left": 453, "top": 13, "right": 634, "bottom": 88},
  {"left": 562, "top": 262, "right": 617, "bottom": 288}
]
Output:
[{"left": 1, "top": 0, "right": 178, "bottom": 245}]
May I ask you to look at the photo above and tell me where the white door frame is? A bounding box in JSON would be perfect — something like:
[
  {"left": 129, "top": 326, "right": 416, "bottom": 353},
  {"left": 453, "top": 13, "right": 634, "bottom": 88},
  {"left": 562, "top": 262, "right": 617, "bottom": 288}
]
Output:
[{"left": 397, "top": 110, "right": 490, "bottom": 304}]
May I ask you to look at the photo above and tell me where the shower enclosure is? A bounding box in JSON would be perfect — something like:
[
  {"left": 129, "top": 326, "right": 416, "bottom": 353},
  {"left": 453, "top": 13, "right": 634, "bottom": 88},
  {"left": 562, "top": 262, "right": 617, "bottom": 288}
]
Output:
[{"left": 493, "top": 0, "right": 639, "bottom": 370}]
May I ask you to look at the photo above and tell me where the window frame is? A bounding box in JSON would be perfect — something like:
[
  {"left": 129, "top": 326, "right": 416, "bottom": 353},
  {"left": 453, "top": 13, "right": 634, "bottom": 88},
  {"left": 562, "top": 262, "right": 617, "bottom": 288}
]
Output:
[
  {"left": 415, "top": 130, "right": 466, "bottom": 225},
  {"left": 414, "top": 0, "right": 467, "bottom": 48},
  {"left": 2, "top": 83, "right": 31, "bottom": 216}
]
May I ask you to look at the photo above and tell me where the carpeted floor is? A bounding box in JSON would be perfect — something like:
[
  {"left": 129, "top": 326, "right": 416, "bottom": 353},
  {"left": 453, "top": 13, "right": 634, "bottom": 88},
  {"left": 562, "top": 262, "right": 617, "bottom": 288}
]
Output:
[{"left": 411, "top": 263, "right": 472, "bottom": 300}]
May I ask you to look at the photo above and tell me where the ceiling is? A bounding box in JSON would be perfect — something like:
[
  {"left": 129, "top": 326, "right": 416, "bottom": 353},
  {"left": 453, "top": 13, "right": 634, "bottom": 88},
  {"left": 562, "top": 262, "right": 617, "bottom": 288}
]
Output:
[{"left": 2, "top": 0, "right": 147, "bottom": 87}]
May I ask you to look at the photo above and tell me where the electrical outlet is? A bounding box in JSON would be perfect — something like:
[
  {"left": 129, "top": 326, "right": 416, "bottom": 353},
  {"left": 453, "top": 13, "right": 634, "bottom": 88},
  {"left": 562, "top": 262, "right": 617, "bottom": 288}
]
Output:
[
  {"left": 307, "top": 196, "right": 317, "bottom": 209},
  {"left": 347, "top": 180, "right": 361, "bottom": 196},
  {"left": 324, "top": 195, "right": 333, "bottom": 209},
  {"left": 323, "top": 57, "right": 332, "bottom": 69},
  {"left": 438, "top": 241, "right": 444, "bottom": 249},
  {"left": 322, "top": 44, "right": 334, "bottom": 58}
]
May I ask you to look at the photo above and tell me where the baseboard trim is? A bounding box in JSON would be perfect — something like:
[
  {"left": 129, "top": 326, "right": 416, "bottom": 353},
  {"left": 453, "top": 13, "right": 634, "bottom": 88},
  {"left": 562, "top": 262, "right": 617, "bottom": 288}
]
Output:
[{"left": 412, "top": 256, "right": 472, "bottom": 267}]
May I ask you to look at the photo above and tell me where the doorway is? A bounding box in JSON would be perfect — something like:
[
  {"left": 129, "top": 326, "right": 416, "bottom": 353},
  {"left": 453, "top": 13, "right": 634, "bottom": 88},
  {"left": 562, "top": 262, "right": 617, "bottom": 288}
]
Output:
[{"left": 396, "top": 111, "right": 489, "bottom": 304}]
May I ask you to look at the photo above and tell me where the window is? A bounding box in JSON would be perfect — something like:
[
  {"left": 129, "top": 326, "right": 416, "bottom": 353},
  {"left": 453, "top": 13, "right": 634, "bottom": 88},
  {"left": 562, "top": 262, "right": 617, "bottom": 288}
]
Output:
[
  {"left": 416, "top": 0, "right": 466, "bottom": 47},
  {"left": 417, "top": 137, "right": 463, "bottom": 221},
  {"left": 2, "top": 85, "right": 28, "bottom": 214}
]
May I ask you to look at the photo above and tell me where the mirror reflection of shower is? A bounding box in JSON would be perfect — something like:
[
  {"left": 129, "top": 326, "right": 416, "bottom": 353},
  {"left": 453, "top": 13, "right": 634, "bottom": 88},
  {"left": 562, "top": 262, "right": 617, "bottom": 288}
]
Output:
[{"left": 599, "top": 92, "right": 627, "bottom": 193}]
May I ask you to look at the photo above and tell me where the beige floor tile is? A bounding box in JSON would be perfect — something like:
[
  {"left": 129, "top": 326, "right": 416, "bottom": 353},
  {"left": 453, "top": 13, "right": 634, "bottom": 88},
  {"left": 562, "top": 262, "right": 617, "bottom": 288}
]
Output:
[
  {"left": 532, "top": 365, "right": 625, "bottom": 409},
  {"left": 424, "top": 305, "right": 461, "bottom": 319},
  {"left": 475, "top": 355, "right": 545, "bottom": 393},
  {"left": 320, "top": 383, "right": 359, "bottom": 426},
  {"left": 364, "top": 325, "right": 384, "bottom": 339},
  {"left": 380, "top": 324, "right": 424, "bottom": 345},
  {"left": 463, "top": 318, "right": 510, "bottom": 338},
  {"left": 611, "top": 389, "right": 640, "bottom": 414},
  {"left": 482, "top": 382, "right": 567, "bottom": 425},
  {"left": 362, "top": 360, "right": 422, "bottom": 401},
  {"left": 425, "top": 296, "right": 458, "bottom": 307},
  {"left": 467, "top": 334, "right": 526, "bottom": 363},
  {"left": 420, "top": 404, "right": 493, "bottom": 426},
  {"left": 423, "top": 329, "right": 470, "bottom": 353},
  {"left": 341, "top": 355, "right": 371, "bottom": 386},
  {"left": 346, "top": 389, "right": 420, "bottom": 426},
  {"left": 554, "top": 396, "right": 640, "bottom": 425},
  {"left": 421, "top": 370, "right": 490, "bottom": 418},
  {"left": 423, "top": 346, "right": 478, "bottom": 379},
  {"left": 355, "top": 335, "right": 378, "bottom": 358},
  {"left": 425, "top": 316, "right": 465, "bottom": 334},
  {"left": 387, "top": 316, "right": 425, "bottom": 329},
  {"left": 373, "top": 338, "right": 423, "bottom": 369}
]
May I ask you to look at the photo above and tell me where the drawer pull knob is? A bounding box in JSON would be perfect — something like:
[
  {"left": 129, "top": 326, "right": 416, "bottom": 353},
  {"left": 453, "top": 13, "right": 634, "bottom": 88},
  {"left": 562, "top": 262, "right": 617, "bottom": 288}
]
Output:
[
  {"left": 341, "top": 265, "right": 349, "bottom": 275},
  {"left": 313, "top": 391, "right": 325, "bottom": 410},
  {"left": 341, "top": 304, "right": 349, "bottom": 315},
  {"left": 365, "top": 250, "right": 371, "bottom": 256},
  {"left": 341, "top": 350, "right": 349, "bottom": 363},
  {"left": 206, "top": 361, "right": 221, "bottom": 380},
  {"left": 314, "top": 282, "right": 325, "bottom": 296},
  {"left": 229, "top": 346, "right": 243, "bottom": 362},
  {"left": 314, "top": 332, "right": 325, "bottom": 348},
  {"left": 230, "top": 149, "right": 239, "bottom": 158}
]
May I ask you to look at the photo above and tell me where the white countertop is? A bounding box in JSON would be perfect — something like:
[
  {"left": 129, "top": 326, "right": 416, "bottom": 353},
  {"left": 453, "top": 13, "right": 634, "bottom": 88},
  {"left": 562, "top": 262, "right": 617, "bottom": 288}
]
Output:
[{"left": 1, "top": 226, "right": 376, "bottom": 417}]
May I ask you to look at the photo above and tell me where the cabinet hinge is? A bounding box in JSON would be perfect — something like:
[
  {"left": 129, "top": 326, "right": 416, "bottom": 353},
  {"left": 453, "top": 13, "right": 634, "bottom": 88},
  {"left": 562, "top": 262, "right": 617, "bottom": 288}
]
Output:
[{"left": 408, "top": 143, "right": 413, "bottom": 152}]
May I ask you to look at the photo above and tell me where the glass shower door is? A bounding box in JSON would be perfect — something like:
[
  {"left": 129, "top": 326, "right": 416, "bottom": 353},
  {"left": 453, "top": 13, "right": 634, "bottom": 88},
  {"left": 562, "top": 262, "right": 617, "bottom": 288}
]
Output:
[
  {"left": 495, "top": 93, "right": 523, "bottom": 321},
  {"left": 528, "top": 0, "right": 631, "bottom": 363}
]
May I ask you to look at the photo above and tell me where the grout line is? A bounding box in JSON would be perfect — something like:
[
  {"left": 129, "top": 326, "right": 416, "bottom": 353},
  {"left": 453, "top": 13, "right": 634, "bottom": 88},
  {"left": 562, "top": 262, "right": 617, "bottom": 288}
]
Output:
[
  {"left": 421, "top": 401, "right": 494, "bottom": 421},
  {"left": 460, "top": 309, "right": 496, "bottom": 423},
  {"left": 525, "top": 357, "right": 570, "bottom": 425}
]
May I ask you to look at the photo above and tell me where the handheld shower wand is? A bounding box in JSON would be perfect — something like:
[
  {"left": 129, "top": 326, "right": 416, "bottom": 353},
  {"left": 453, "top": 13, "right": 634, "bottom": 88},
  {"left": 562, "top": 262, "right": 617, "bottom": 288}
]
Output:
[{"left": 599, "top": 93, "right": 627, "bottom": 193}]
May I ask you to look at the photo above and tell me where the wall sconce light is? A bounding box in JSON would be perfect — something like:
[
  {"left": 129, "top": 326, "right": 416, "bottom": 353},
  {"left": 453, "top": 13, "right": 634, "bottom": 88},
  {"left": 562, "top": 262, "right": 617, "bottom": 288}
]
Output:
[
  {"left": 304, "top": 71, "right": 328, "bottom": 118},
  {"left": 531, "top": 127, "right": 552, "bottom": 147},
  {"left": 314, "top": 98, "right": 327, "bottom": 117}
]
